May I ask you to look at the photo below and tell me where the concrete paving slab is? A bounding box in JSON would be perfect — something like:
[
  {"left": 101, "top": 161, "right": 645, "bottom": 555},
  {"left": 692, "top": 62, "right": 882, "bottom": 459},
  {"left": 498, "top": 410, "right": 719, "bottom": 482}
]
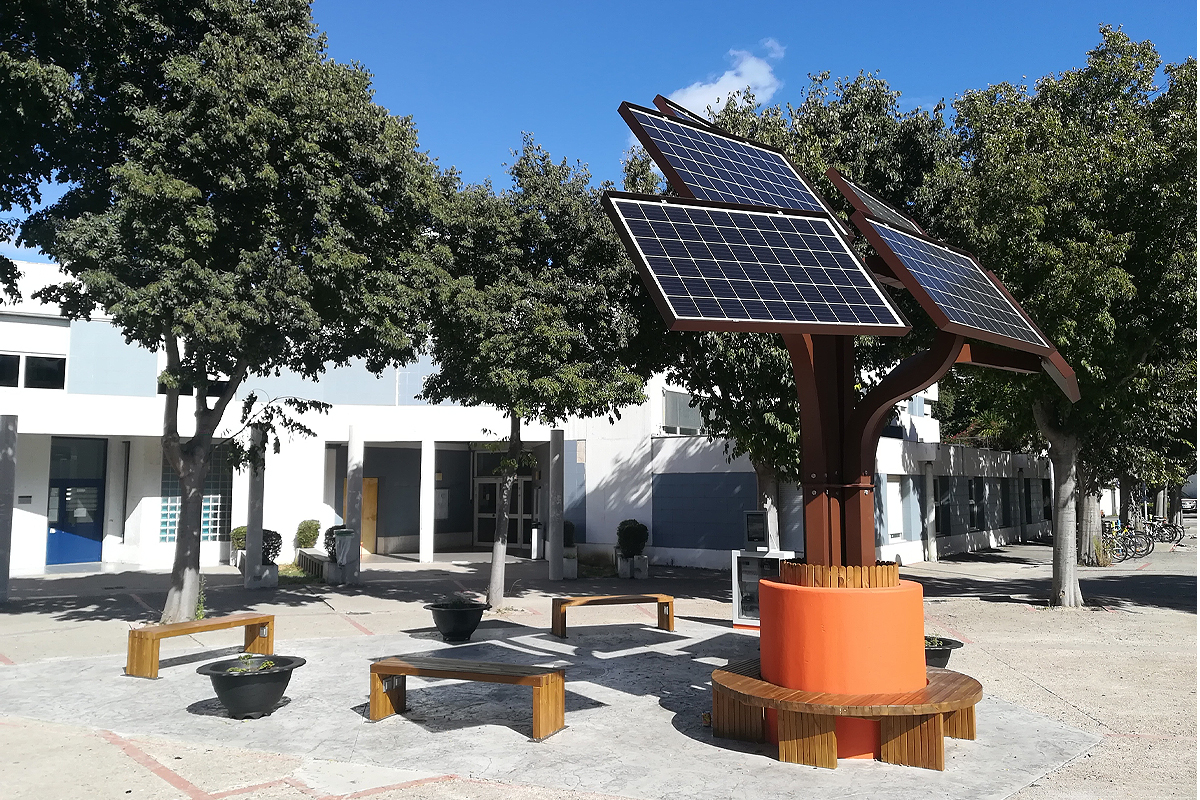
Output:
[{"left": 0, "top": 616, "right": 1097, "bottom": 800}]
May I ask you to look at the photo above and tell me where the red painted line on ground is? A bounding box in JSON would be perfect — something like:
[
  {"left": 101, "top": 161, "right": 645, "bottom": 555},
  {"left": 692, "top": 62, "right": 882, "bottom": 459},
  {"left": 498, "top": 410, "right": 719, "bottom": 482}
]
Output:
[
  {"left": 341, "top": 614, "right": 375, "bottom": 636},
  {"left": 928, "top": 617, "right": 974, "bottom": 644},
  {"left": 129, "top": 593, "right": 158, "bottom": 614},
  {"left": 1136, "top": 562, "right": 1150, "bottom": 570},
  {"left": 0, "top": 653, "right": 15, "bottom": 666},
  {"left": 99, "top": 730, "right": 209, "bottom": 799},
  {"left": 210, "top": 779, "right": 291, "bottom": 798},
  {"left": 339, "top": 775, "right": 457, "bottom": 799}
]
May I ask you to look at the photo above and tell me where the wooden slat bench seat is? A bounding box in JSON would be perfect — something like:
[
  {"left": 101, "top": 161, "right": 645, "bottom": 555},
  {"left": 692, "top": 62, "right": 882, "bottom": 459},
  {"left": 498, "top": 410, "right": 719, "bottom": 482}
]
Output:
[
  {"left": 550, "top": 594, "right": 674, "bottom": 638},
  {"left": 125, "top": 612, "right": 274, "bottom": 679},
  {"left": 369, "top": 655, "right": 566, "bottom": 740},
  {"left": 711, "top": 658, "right": 982, "bottom": 770}
]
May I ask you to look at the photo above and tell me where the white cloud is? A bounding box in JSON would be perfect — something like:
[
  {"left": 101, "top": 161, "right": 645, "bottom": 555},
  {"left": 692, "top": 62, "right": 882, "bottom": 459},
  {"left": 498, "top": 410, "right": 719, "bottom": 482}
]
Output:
[
  {"left": 668, "top": 46, "right": 783, "bottom": 118},
  {"left": 761, "top": 37, "right": 786, "bottom": 60}
]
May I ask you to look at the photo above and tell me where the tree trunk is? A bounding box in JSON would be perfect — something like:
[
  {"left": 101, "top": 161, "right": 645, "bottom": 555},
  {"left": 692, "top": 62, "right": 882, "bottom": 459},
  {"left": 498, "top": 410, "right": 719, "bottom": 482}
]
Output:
[
  {"left": 1168, "top": 485, "right": 1183, "bottom": 525},
  {"left": 1033, "top": 403, "right": 1084, "bottom": 607},
  {"left": 160, "top": 450, "right": 211, "bottom": 622},
  {"left": 752, "top": 460, "right": 780, "bottom": 551},
  {"left": 487, "top": 412, "right": 522, "bottom": 608},
  {"left": 1118, "top": 475, "right": 1135, "bottom": 527},
  {"left": 1077, "top": 486, "right": 1106, "bottom": 567}
]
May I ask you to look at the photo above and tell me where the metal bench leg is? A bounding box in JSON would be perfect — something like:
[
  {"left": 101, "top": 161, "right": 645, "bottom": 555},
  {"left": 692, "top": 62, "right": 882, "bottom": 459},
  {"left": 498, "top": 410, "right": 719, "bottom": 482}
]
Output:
[
  {"left": 880, "top": 713, "right": 945, "bottom": 770},
  {"left": 125, "top": 634, "right": 159, "bottom": 679},
  {"left": 244, "top": 622, "right": 273, "bottom": 655},
  {"left": 551, "top": 600, "right": 567, "bottom": 638},
  {"left": 777, "top": 710, "right": 837, "bottom": 768},
  {"left": 711, "top": 685, "right": 764, "bottom": 743},
  {"left": 658, "top": 600, "right": 674, "bottom": 632},
  {"left": 369, "top": 672, "right": 406, "bottom": 721},
  {"left": 944, "top": 706, "right": 976, "bottom": 740},
  {"left": 531, "top": 672, "right": 565, "bottom": 740}
]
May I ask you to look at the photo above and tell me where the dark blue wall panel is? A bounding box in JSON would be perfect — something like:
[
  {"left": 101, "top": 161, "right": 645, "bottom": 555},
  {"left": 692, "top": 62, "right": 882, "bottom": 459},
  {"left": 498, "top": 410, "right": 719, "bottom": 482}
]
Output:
[
  {"left": 564, "top": 440, "right": 586, "bottom": 543},
  {"left": 652, "top": 473, "right": 756, "bottom": 550}
]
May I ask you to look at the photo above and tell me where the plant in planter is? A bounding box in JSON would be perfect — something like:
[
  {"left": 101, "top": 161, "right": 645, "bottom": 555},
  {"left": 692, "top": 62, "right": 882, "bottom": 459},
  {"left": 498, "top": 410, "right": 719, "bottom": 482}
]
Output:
[
  {"left": 425, "top": 593, "right": 490, "bottom": 642},
  {"left": 562, "top": 520, "right": 578, "bottom": 580},
  {"left": 924, "top": 635, "right": 964, "bottom": 668},
  {"left": 616, "top": 519, "right": 649, "bottom": 579},
  {"left": 295, "top": 519, "right": 320, "bottom": 550},
  {"left": 196, "top": 652, "right": 306, "bottom": 719}
]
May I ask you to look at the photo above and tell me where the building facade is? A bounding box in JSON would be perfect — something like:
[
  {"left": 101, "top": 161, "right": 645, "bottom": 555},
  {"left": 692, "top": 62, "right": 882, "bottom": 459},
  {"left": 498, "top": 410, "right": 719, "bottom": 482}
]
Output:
[{"left": 3, "top": 260, "right": 1052, "bottom": 578}]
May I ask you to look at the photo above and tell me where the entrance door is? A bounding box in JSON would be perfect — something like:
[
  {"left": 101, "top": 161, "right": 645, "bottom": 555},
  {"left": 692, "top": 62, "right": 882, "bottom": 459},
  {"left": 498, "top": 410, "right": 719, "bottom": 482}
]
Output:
[
  {"left": 46, "top": 437, "right": 108, "bottom": 565},
  {"left": 343, "top": 477, "right": 379, "bottom": 554},
  {"left": 474, "top": 476, "right": 535, "bottom": 552},
  {"left": 886, "top": 477, "right": 905, "bottom": 542}
]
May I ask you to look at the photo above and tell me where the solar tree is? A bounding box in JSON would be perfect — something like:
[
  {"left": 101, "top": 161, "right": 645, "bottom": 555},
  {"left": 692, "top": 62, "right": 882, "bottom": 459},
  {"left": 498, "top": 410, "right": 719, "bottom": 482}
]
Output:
[{"left": 604, "top": 99, "right": 1080, "bottom": 568}]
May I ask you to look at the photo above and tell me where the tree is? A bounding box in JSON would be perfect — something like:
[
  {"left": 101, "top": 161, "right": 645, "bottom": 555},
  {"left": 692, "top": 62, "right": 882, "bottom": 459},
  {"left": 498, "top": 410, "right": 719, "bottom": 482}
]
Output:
[
  {"left": 24, "top": 0, "right": 445, "bottom": 621},
  {"left": 425, "top": 136, "right": 663, "bottom": 606},
  {"left": 625, "top": 74, "right": 960, "bottom": 541},
  {"left": 928, "top": 28, "right": 1196, "bottom": 604}
]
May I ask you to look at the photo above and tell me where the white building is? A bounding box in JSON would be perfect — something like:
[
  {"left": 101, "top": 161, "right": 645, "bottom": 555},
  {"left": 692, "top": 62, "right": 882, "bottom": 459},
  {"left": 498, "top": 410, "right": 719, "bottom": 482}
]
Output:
[{"left": 2, "top": 260, "right": 1052, "bottom": 578}]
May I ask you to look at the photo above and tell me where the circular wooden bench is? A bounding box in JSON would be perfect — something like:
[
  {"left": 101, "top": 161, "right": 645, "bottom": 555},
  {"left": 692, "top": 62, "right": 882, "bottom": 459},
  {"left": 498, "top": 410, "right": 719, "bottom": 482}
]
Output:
[{"left": 711, "top": 658, "right": 982, "bottom": 770}]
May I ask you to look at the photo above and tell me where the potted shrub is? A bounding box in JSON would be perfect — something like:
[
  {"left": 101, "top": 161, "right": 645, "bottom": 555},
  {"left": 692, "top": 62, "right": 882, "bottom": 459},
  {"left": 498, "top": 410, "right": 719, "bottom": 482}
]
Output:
[
  {"left": 616, "top": 519, "right": 649, "bottom": 579},
  {"left": 196, "top": 652, "right": 306, "bottom": 719},
  {"left": 562, "top": 520, "right": 578, "bottom": 580},
  {"left": 295, "top": 519, "right": 320, "bottom": 551},
  {"left": 924, "top": 635, "right": 964, "bottom": 668},
  {"left": 232, "top": 527, "right": 281, "bottom": 587},
  {"left": 425, "top": 593, "right": 490, "bottom": 642}
]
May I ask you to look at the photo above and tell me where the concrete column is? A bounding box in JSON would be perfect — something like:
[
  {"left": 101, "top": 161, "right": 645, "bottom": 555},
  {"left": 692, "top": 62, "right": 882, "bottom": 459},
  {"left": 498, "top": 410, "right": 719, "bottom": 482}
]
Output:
[
  {"left": 0, "top": 416, "right": 16, "bottom": 603},
  {"left": 345, "top": 426, "right": 364, "bottom": 584},
  {"left": 419, "top": 439, "right": 435, "bottom": 563},
  {"left": 547, "top": 430, "right": 564, "bottom": 580},
  {"left": 922, "top": 460, "right": 938, "bottom": 563},
  {"left": 243, "top": 426, "right": 275, "bottom": 588}
]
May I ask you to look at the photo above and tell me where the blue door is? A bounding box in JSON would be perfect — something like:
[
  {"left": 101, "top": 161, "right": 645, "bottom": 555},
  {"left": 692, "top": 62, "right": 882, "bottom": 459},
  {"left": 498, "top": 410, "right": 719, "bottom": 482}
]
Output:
[{"left": 45, "top": 437, "right": 108, "bottom": 566}]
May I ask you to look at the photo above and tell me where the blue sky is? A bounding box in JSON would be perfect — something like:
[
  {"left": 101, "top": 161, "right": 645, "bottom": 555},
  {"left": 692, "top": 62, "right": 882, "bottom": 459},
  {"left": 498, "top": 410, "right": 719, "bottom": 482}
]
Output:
[{"left": 5, "top": 0, "right": 1195, "bottom": 264}]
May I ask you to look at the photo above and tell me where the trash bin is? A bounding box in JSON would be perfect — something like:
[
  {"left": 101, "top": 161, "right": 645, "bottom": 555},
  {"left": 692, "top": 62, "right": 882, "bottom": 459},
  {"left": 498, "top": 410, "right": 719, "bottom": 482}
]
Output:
[{"left": 334, "top": 529, "right": 357, "bottom": 566}]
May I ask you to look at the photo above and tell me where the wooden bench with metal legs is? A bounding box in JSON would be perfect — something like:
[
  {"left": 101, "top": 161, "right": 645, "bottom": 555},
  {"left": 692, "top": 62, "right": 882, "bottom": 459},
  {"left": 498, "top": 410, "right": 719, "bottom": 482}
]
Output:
[
  {"left": 369, "top": 655, "right": 566, "bottom": 741},
  {"left": 125, "top": 612, "right": 275, "bottom": 679},
  {"left": 550, "top": 594, "right": 674, "bottom": 638},
  {"left": 711, "top": 658, "right": 981, "bottom": 770}
]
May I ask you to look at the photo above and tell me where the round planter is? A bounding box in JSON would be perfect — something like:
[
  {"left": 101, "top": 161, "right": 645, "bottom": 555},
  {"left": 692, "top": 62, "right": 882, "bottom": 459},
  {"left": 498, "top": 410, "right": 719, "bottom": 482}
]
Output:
[
  {"left": 425, "top": 602, "right": 490, "bottom": 642},
  {"left": 196, "top": 655, "right": 305, "bottom": 719},
  {"left": 924, "top": 637, "right": 964, "bottom": 668}
]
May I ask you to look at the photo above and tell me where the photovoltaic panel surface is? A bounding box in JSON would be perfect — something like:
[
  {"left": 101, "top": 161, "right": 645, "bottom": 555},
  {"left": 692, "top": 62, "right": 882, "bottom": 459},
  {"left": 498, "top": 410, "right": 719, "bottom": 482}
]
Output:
[
  {"left": 865, "top": 219, "right": 1048, "bottom": 350},
  {"left": 607, "top": 196, "right": 908, "bottom": 334},
  {"left": 623, "top": 105, "right": 829, "bottom": 215},
  {"left": 653, "top": 95, "right": 715, "bottom": 129},
  {"left": 837, "top": 175, "right": 924, "bottom": 235}
]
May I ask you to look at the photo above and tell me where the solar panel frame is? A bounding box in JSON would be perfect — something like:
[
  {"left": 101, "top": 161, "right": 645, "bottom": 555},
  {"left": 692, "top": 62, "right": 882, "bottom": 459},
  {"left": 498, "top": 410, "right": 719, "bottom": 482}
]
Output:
[
  {"left": 852, "top": 211, "right": 1054, "bottom": 355},
  {"left": 619, "top": 101, "right": 850, "bottom": 236},
  {"left": 826, "top": 167, "right": 926, "bottom": 236},
  {"left": 603, "top": 191, "right": 911, "bottom": 336},
  {"left": 652, "top": 94, "right": 718, "bottom": 129}
]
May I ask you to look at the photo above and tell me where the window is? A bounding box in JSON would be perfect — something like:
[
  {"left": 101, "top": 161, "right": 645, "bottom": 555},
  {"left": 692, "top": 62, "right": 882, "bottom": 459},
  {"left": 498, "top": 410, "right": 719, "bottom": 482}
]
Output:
[
  {"left": 0, "top": 354, "right": 18, "bottom": 387},
  {"left": 1023, "top": 478, "right": 1033, "bottom": 524},
  {"left": 663, "top": 390, "right": 704, "bottom": 435},
  {"left": 1001, "top": 479, "right": 1013, "bottom": 527},
  {"left": 1042, "top": 478, "right": 1053, "bottom": 521},
  {"left": 968, "top": 477, "right": 984, "bottom": 531},
  {"left": 160, "top": 445, "right": 233, "bottom": 543},
  {"left": 907, "top": 395, "right": 924, "bottom": 417},
  {"left": 24, "top": 356, "right": 66, "bottom": 389},
  {"left": 934, "top": 476, "right": 952, "bottom": 537}
]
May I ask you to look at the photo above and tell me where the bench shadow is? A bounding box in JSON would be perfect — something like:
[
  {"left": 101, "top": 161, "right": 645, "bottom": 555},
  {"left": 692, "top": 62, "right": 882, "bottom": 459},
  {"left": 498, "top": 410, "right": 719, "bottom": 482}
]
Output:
[{"left": 186, "top": 695, "right": 292, "bottom": 719}]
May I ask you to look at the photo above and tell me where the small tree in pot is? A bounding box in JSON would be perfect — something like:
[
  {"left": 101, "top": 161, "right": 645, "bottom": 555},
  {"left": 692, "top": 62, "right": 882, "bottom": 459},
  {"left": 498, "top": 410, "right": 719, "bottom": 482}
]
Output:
[{"left": 616, "top": 519, "right": 649, "bottom": 579}]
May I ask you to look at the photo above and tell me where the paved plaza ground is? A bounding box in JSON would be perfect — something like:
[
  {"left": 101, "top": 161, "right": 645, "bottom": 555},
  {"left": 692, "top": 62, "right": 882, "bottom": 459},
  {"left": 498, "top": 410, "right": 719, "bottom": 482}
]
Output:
[{"left": 0, "top": 523, "right": 1194, "bottom": 800}]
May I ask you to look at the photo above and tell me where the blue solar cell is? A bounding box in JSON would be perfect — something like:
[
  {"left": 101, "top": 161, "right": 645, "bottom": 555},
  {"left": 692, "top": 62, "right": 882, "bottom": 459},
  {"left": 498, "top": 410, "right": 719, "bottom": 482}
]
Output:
[
  {"left": 867, "top": 220, "right": 1048, "bottom": 349},
  {"left": 626, "top": 107, "right": 830, "bottom": 214},
  {"left": 608, "top": 197, "right": 908, "bottom": 333}
]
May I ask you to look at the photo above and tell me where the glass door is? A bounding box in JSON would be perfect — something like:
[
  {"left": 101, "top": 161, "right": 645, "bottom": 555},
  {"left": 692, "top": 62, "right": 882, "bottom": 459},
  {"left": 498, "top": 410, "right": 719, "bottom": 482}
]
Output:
[
  {"left": 46, "top": 437, "right": 108, "bottom": 565},
  {"left": 474, "top": 476, "right": 535, "bottom": 552}
]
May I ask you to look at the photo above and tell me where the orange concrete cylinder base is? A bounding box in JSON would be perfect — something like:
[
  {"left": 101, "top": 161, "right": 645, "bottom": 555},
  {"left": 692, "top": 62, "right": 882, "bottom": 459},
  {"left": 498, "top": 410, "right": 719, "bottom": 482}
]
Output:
[{"left": 759, "top": 578, "right": 927, "bottom": 759}]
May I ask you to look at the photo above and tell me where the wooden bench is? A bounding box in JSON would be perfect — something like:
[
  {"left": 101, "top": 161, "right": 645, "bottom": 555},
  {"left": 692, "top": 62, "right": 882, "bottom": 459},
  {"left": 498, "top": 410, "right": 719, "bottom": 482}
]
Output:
[
  {"left": 369, "top": 655, "right": 566, "bottom": 740},
  {"left": 550, "top": 594, "right": 674, "bottom": 638},
  {"left": 125, "top": 612, "right": 274, "bottom": 679},
  {"left": 711, "top": 658, "right": 981, "bottom": 770}
]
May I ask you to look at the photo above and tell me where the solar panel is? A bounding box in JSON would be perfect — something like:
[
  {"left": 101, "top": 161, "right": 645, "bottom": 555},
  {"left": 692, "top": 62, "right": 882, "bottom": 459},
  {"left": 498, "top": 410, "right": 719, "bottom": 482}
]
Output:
[
  {"left": 620, "top": 102, "right": 842, "bottom": 226},
  {"left": 653, "top": 94, "right": 716, "bottom": 129},
  {"left": 604, "top": 193, "right": 910, "bottom": 336},
  {"left": 856, "top": 216, "right": 1050, "bottom": 352},
  {"left": 826, "top": 168, "right": 925, "bottom": 235}
]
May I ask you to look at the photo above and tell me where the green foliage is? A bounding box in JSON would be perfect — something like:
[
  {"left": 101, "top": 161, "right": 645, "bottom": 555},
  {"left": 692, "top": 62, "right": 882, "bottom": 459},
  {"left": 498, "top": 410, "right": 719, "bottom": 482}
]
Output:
[
  {"left": 295, "top": 519, "right": 320, "bottom": 549},
  {"left": 323, "top": 525, "right": 351, "bottom": 561},
  {"left": 562, "top": 519, "right": 576, "bottom": 548},
  {"left": 261, "top": 529, "right": 281, "bottom": 565},
  {"left": 616, "top": 518, "right": 648, "bottom": 558},
  {"left": 226, "top": 653, "right": 277, "bottom": 673},
  {"left": 231, "top": 525, "right": 247, "bottom": 551},
  {"left": 194, "top": 575, "right": 207, "bottom": 620}
]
